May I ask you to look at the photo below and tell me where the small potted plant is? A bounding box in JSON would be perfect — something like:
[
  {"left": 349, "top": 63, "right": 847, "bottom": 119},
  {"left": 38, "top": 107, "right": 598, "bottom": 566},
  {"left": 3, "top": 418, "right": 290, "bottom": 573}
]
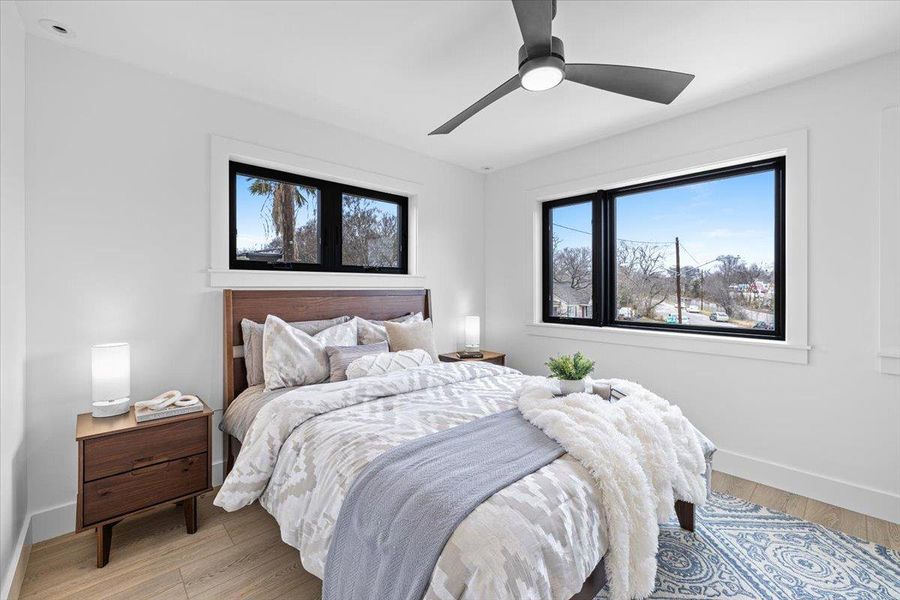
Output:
[{"left": 545, "top": 352, "right": 595, "bottom": 395}]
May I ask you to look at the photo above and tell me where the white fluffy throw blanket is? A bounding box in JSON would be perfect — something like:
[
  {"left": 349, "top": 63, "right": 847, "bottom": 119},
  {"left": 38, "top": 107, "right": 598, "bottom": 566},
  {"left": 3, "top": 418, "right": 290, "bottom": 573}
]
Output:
[{"left": 517, "top": 379, "right": 707, "bottom": 600}]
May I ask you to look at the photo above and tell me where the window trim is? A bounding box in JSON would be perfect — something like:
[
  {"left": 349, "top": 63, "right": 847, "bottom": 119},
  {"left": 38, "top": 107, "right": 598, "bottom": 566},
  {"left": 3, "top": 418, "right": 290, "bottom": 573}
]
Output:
[
  {"left": 229, "top": 160, "right": 408, "bottom": 274},
  {"left": 541, "top": 157, "right": 786, "bottom": 341}
]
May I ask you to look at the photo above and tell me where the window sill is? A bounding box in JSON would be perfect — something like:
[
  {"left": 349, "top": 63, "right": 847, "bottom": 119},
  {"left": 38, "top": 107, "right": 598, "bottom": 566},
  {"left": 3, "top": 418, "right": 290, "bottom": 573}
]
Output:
[
  {"left": 525, "top": 322, "right": 810, "bottom": 365},
  {"left": 208, "top": 269, "right": 426, "bottom": 289}
]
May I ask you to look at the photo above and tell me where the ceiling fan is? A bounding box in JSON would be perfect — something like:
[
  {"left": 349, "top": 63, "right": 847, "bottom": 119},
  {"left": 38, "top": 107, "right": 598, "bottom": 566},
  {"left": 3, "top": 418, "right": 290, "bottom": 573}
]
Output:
[{"left": 429, "top": 0, "right": 694, "bottom": 135}]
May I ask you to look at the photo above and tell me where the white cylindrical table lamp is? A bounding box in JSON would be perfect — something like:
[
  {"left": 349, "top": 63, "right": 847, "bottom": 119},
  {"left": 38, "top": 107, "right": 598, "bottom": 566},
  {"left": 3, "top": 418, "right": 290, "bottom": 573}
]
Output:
[
  {"left": 91, "top": 343, "right": 131, "bottom": 417},
  {"left": 464, "top": 316, "right": 480, "bottom": 352}
]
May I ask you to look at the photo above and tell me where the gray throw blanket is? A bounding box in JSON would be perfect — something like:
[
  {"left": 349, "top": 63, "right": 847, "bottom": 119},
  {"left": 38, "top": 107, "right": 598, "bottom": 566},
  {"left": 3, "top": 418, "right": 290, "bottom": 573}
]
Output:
[{"left": 322, "top": 408, "right": 565, "bottom": 600}]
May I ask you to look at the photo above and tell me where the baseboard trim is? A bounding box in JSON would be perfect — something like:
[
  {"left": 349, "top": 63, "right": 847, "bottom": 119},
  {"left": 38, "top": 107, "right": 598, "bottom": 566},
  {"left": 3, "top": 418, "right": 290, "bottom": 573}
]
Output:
[
  {"left": 212, "top": 458, "right": 225, "bottom": 488},
  {"left": 715, "top": 449, "right": 900, "bottom": 523},
  {"left": 29, "top": 460, "right": 226, "bottom": 545},
  {"left": 1, "top": 516, "right": 32, "bottom": 600}
]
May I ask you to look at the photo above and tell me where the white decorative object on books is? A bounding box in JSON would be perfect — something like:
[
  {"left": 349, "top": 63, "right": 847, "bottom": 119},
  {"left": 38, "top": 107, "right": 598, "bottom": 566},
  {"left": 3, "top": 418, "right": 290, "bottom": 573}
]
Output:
[
  {"left": 134, "top": 390, "right": 203, "bottom": 422},
  {"left": 91, "top": 343, "right": 131, "bottom": 418}
]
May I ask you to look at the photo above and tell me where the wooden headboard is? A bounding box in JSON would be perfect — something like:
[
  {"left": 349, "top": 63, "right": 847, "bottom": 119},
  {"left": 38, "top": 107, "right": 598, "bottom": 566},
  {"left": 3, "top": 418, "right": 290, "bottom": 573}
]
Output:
[{"left": 222, "top": 288, "right": 431, "bottom": 410}]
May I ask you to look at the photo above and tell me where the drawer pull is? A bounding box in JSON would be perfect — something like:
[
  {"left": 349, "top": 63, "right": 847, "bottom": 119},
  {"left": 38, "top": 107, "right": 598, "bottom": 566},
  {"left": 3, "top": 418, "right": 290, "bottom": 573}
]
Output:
[
  {"left": 132, "top": 462, "right": 168, "bottom": 475},
  {"left": 132, "top": 455, "right": 167, "bottom": 469}
]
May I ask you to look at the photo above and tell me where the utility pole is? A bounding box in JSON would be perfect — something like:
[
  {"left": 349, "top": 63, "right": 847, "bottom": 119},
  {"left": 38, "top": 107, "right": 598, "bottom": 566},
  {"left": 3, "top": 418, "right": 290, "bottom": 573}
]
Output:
[
  {"left": 699, "top": 270, "right": 704, "bottom": 311},
  {"left": 675, "top": 237, "right": 683, "bottom": 324}
]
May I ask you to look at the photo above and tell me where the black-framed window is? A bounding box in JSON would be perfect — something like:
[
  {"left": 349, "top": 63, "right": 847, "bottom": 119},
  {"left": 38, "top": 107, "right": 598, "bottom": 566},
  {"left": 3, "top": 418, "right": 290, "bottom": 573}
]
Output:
[
  {"left": 542, "top": 157, "right": 785, "bottom": 340},
  {"left": 230, "top": 161, "right": 408, "bottom": 273}
]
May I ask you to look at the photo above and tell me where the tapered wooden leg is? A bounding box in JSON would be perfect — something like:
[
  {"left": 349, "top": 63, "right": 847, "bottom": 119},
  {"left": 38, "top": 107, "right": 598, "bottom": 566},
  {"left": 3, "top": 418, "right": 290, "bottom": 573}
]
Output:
[
  {"left": 184, "top": 496, "right": 198, "bottom": 534},
  {"left": 96, "top": 522, "right": 116, "bottom": 568},
  {"left": 675, "top": 500, "right": 695, "bottom": 532}
]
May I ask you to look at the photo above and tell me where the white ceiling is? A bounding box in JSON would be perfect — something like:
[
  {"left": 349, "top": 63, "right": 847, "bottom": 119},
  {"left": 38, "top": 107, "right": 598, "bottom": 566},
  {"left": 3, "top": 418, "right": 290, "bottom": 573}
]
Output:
[{"left": 16, "top": 1, "right": 900, "bottom": 172}]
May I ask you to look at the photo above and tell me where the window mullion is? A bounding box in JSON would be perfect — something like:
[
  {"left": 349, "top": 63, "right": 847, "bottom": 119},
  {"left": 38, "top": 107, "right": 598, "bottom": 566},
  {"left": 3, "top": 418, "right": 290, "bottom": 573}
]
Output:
[
  {"left": 591, "top": 194, "right": 603, "bottom": 327},
  {"left": 322, "top": 184, "right": 340, "bottom": 271}
]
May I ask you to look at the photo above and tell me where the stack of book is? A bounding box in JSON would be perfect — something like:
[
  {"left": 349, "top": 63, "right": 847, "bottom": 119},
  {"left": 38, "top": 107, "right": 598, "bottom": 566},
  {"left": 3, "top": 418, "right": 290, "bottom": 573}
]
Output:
[{"left": 135, "top": 402, "right": 203, "bottom": 423}]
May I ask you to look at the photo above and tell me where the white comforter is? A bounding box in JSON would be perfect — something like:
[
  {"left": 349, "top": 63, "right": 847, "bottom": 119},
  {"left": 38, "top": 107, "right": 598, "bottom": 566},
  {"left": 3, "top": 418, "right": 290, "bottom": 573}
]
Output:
[{"left": 216, "top": 363, "right": 609, "bottom": 600}]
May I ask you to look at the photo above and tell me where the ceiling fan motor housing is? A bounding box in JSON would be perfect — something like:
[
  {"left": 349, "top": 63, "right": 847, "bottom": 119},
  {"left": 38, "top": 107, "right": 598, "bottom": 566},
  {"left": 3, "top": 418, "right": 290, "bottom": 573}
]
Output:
[
  {"left": 518, "top": 36, "right": 565, "bottom": 68},
  {"left": 518, "top": 37, "right": 565, "bottom": 91}
]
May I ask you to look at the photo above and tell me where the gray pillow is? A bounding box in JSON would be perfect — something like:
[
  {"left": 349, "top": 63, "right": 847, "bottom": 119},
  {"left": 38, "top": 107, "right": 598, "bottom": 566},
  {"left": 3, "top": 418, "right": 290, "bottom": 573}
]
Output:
[
  {"left": 384, "top": 319, "right": 438, "bottom": 362},
  {"left": 241, "top": 315, "right": 351, "bottom": 386},
  {"left": 357, "top": 312, "right": 423, "bottom": 345},
  {"left": 262, "top": 316, "right": 358, "bottom": 390},
  {"left": 325, "top": 341, "right": 389, "bottom": 382}
]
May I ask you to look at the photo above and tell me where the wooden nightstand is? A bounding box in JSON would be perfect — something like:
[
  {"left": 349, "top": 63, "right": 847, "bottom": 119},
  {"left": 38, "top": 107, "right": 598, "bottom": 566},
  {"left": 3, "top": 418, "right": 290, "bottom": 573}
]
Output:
[
  {"left": 439, "top": 351, "right": 506, "bottom": 366},
  {"left": 75, "top": 401, "right": 213, "bottom": 567}
]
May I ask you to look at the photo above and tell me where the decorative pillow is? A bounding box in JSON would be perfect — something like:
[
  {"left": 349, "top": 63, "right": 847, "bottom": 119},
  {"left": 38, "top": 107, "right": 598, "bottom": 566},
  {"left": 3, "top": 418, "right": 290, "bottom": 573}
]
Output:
[
  {"left": 357, "top": 312, "right": 423, "bottom": 345},
  {"left": 325, "top": 341, "right": 389, "bottom": 382},
  {"left": 345, "top": 349, "right": 434, "bottom": 380},
  {"left": 242, "top": 315, "right": 351, "bottom": 387},
  {"left": 262, "top": 316, "right": 358, "bottom": 390},
  {"left": 385, "top": 319, "right": 438, "bottom": 361}
]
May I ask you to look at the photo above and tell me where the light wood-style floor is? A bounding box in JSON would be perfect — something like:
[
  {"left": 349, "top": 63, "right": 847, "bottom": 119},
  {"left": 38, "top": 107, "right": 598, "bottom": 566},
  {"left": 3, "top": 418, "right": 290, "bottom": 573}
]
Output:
[{"left": 18, "top": 472, "right": 900, "bottom": 600}]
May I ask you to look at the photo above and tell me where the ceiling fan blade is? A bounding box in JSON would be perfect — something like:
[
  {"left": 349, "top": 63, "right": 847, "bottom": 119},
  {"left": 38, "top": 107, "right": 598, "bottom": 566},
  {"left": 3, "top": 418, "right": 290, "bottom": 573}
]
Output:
[
  {"left": 512, "top": 0, "right": 553, "bottom": 58},
  {"left": 429, "top": 75, "right": 521, "bottom": 135},
  {"left": 566, "top": 63, "right": 694, "bottom": 104}
]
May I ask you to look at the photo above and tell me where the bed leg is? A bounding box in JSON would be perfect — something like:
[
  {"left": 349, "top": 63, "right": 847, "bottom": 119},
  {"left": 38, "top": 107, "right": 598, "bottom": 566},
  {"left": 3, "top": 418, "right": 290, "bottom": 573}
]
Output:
[
  {"left": 675, "top": 500, "right": 695, "bottom": 532},
  {"left": 225, "top": 436, "right": 235, "bottom": 476}
]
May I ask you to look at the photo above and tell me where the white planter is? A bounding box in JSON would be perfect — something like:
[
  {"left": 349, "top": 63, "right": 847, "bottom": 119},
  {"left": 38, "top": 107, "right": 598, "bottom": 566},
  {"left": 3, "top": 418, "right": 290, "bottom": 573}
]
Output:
[{"left": 558, "top": 378, "right": 586, "bottom": 395}]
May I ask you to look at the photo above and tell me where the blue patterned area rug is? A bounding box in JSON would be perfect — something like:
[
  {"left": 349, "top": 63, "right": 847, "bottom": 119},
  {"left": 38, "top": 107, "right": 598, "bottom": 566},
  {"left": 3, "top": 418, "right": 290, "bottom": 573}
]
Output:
[{"left": 596, "top": 492, "right": 900, "bottom": 599}]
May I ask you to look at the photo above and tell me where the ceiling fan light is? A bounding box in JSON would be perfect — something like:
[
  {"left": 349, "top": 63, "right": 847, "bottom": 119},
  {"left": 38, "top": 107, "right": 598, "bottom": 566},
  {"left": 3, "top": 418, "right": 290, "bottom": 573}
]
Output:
[
  {"left": 519, "top": 55, "right": 565, "bottom": 92},
  {"left": 521, "top": 66, "right": 564, "bottom": 91}
]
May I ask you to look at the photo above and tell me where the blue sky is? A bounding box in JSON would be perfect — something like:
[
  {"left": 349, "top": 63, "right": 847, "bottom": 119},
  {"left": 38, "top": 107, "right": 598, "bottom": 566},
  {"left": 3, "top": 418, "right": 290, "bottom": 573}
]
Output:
[
  {"left": 552, "top": 170, "right": 776, "bottom": 269},
  {"left": 235, "top": 175, "right": 319, "bottom": 251}
]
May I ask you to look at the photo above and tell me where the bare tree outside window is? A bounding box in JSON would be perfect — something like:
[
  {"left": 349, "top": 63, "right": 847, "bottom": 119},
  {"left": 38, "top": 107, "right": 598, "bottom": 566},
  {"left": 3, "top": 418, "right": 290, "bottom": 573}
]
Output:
[
  {"left": 549, "top": 201, "right": 593, "bottom": 319},
  {"left": 341, "top": 194, "right": 400, "bottom": 268},
  {"left": 616, "top": 241, "right": 670, "bottom": 318}
]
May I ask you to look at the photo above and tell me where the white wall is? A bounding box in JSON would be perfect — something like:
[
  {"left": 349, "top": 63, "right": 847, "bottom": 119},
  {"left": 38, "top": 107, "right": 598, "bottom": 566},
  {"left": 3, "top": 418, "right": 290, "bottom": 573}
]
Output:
[
  {"left": 484, "top": 53, "right": 900, "bottom": 522},
  {"left": 1, "top": 0, "right": 30, "bottom": 594},
  {"left": 24, "top": 37, "right": 486, "bottom": 540}
]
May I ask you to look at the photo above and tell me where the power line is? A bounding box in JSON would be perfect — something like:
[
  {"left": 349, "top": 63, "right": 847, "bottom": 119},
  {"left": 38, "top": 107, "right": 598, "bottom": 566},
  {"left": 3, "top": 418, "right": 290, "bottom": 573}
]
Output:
[
  {"left": 679, "top": 243, "right": 703, "bottom": 266},
  {"left": 553, "top": 223, "right": 592, "bottom": 236},
  {"left": 617, "top": 238, "right": 675, "bottom": 245}
]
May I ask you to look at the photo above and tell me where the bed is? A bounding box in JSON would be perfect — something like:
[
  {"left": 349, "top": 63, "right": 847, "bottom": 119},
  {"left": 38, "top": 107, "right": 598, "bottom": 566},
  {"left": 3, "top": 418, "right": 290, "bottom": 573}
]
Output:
[{"left": 219, "top": 289, "right": 706, "bottom": 600}]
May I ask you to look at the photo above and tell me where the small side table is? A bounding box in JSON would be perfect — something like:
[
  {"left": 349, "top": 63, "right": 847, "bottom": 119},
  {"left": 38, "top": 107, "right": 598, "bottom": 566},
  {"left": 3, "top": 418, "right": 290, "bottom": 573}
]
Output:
[
  {"left": 439, "top": 351, "right": 506, "bottom": 366},
  {"left": 75, "top": 401, "right": 213, "bottom": 567}
]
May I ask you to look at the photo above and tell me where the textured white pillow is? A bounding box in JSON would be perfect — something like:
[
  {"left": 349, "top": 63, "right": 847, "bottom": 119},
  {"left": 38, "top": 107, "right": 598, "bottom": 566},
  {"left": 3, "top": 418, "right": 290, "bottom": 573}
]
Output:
[
  {"left": 345, "top": 349, "right": 434, "bottom": 380},
  {"left": 263, "top": 316, "right": 358, "bottom": 389},
  {"left": 357, "top": 312, "right": 423, "bottom": 345}
]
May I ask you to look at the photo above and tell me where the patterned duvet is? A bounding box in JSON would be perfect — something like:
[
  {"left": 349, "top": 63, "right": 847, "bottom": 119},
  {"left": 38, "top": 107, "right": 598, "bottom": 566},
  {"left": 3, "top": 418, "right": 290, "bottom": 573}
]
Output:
[{"left": 218, "top": 363, "right": 608, "bottom": 600}]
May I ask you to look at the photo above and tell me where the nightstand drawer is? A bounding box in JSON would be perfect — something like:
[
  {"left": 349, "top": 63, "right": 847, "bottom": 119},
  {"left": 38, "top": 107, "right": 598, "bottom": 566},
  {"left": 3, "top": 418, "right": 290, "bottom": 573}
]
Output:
[
  {"left": 82, "top": 453, "right": 208, "bottom": 525},
  {"left": 83, "top": 417, "right": 207, "bottom": 481}
]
